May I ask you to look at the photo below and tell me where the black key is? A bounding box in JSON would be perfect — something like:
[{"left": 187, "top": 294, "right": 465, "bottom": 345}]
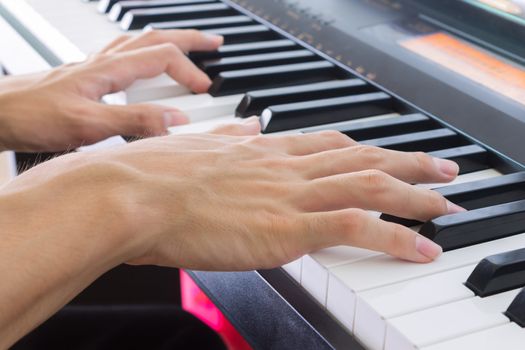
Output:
[
  {"left": 190, "top": 39, "right": 298, "bottom": 62},
  {"left": 419, "top": 199, "right": 525, "bottom": 251},
  {"left": 146, "top": 15, "right": 253, "bottom": 30},
  {"left": 437, "top": 172, "right": 525, "bottom": 210},
  {"left": 505, "top": 288, "right": 525, "bottom": 327},
  {"left": 302, "top": 113, "right": 434, "bottom": 140},
  {"left": 203, "top": 25, "right": 277, "bottom": 44},
  {"left": 466, "top": 248, "right": 525, "bottom": 297},
  {"left": 343, "top": 114, "right": 436, "bottom": 141},
  {"left": 208, "top": 61, "right": 340, "bottom": 97},
  {"left": 109, "top": 0, "right": 215, "bottom": 21},
  {"left": 99, "top": 0, "right": 125, "bottom": 13},
  {"left": 201, "top": 50, "right": 317, "bottom": 79},
  {"left": 361, "top": 128, "right": 469, "bottom": 152},
  {"left": 236, "top": 79, "right": 373, "bottom": 117},
  {"left": 382, "top": 171, "right": 525, "bottom": 227},
  {"left": 261, "top": 92, "right": 393, "bottom": 133},
  {"left": 121, "top": 3, "right": 236, "bottom": 30},
  {"left": 428, "top": 145, "right": 489, "bottom": 175}
]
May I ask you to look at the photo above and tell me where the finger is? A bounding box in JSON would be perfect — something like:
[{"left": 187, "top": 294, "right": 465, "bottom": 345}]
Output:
[
  {"left": 299, "top": 209, "right": 443, "bottom": 263},
  {"left": 108, "top": 29, "right": 223, "bottom": 54},
  {"left": 209, "top": 117, "right": 261, "bottom": 136},
  {"left": 100, "top": 34, "right": 133, "bottom": 53},
  {"left": 296, "top": 170, "right": 464, "bottom": 221},
  {"left": 95, "top": 103, "right": 189, "bottom": 137},
  {"left": 254, "top": 131, "right": 357, "bottom": 156},
  {"left": 299, "top": 145, "right": 459, "bottom": 183},
  {"left": 96, "top": 43, "right": 212, "bottom": 93}
]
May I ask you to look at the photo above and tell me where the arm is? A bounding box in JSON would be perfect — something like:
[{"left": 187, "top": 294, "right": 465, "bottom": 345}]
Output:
[
  {"left": 0, "top": 30, "right": 223, "bottom": 152},
  {"left": 0, "top": 129, "right": 462, "bottom": 348}
]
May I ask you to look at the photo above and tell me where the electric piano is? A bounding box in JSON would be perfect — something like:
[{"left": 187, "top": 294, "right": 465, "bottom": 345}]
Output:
[{"left": 1, "top": 0, "right": 525, "bottom": 349}]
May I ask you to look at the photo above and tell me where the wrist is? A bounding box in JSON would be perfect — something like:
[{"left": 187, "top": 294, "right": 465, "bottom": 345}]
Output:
[
  {"left": 0, "top": 152, "right": 147, "bottom": 269},
  {"left": 0, "top": 151, "right": 158, "bottom": 346}
]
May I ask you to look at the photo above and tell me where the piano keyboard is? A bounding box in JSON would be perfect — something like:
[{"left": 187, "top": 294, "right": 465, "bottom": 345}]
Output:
[{"left": 2, "top": 0, "right": 525, "bottom": 349}]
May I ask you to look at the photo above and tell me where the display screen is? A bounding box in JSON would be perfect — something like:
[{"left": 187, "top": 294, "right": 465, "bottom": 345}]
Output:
[
  {"left": 400, "top": 32, "right": 525, "bottom": 106},
  {"left": 464, "top": 0, "right": 525, "bottom": 21}
]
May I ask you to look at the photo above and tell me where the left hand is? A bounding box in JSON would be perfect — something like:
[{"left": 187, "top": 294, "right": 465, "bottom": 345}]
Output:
[{"left": 0, "top": 30, "right": 223, "bottom": 152}]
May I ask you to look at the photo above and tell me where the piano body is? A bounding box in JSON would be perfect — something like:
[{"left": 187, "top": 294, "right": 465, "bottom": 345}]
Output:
[{"left": 1, "top": 0, "right": 525, "bottom": 349}]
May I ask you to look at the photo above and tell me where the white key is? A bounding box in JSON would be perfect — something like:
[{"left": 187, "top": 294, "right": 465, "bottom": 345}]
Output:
[
  {"left": 77, "top": 135, "right": 127, "bottom": 152},
  {"left": 385, "top": 289, "right": 520, "bottom": 349},
  {"left": 421, "top": 323, "right": 525, "bottom": 350},
  {"left": 168, "top": 115, "right": 238, "bottom": 134},
  {"left": 151, "top": 94, "right": 243, "bottom": 123},
  {"left": 0, "top": 151, "right": 17, "bottom": 187},
  {"left": 322, "top": 167, "right": 503, "bottom": 331},
  {"left": 282, "top": 258, "right": 303, "bottom": 283},
  {"left": 301, "top": 246, "right": 380, "bottom": 307},
  {"left": 124, "top": 75, "right": 191, "bottom": 104},
  {"left": 80, "top": 115, "right": 240, "bottom": 153},
  {"left": 2, "top": 0, "right": 87, "bottom": 63},
  {"left": 418, "top": 168, "right": 502, "bottom": 190},
  {"left": 354, "top": 265, "right": 476, "bottom": 350},
  {"left": 326, "top": 233, "right": 525, "bottom": 333}
]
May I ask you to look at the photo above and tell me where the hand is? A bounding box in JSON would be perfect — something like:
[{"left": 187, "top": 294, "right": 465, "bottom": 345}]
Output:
[
  {"left": 0, "top": 30, "right": 223, "bottom": 152},
  {"left": 0, "top": 126, "right": 463, "bottom": 347},
  {"left": 8, "top": 127, "right": 462, "bottom": 271}
]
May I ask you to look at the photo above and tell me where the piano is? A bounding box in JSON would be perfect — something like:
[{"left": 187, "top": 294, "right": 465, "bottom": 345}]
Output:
[{"left": 1, "top": 0, "right": 525, "bottom": 349}]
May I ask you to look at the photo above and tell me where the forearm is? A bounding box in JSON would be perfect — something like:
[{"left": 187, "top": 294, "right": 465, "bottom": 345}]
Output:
[{"left": 0, "top": 154, "right": 141, "bottom": 348}]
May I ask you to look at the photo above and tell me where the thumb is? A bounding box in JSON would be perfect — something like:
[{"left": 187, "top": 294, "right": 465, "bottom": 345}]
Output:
[
  {"left": 210, "top": 116, "right": 261, "bottom": 136},
  {"left": 99, "top": 103, "right": 189, "bottom": 137}
]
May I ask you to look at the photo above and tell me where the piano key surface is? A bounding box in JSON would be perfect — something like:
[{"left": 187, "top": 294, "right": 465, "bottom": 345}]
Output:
[
  {"left": 8, "top": 0, "right": 123, "bottom": 60},
  {"left": 326, "top": 233, "right": 525, "bottom": 332},
  {"left": 354, "top": 265, "right": 475, "bottom": 350},
  {"left": 421, "top": 323, "right": 525, "bottom": 350},
  {"left": 385, "top": 288, "right": 520, "bottom": 349}
]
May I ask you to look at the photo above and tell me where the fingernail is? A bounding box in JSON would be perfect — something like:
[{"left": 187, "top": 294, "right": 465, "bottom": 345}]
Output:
[
  {"left": 163, "top": 110, "right": 189, "bottom": 128},
  {"left": 433, "top": 158, "right": 459, "bottom": 177},
  {"left": 204, "top": 33, "right": 223, "bottom": 45},
  {"left": 416, "top": 236, "right": 443, "bottom": 260},
  {"left": 447, "top": 200, "right": 467, "bottom": 214}
]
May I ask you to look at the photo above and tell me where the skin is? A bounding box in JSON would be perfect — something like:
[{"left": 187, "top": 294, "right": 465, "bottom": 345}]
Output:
[
  {"left": 0, "top": 30, "right": 465, "bottom": 348},
  {"left": 0, "top": 30, "right": 223, "bottom": 152}
]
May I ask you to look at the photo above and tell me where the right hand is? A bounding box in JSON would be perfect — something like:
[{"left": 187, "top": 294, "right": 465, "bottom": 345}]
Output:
[{"left": 7, "top": 123, "right": 463, "bottom": 271}]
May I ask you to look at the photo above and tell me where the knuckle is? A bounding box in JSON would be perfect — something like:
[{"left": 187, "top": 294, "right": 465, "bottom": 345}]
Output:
[
  {"left": 264, "top": 214, "right": 298, "bottom": 262},
  {"left": 388, "top": 224, "right": 410, "bottom": 257},
  {"left": 261, "top": 156, "right": 294, "bottom": 172},
  {"left": 142, "top": 29, "right": 163, "bottom": 42},
  {"left": 339, "top": 209, "right": 367, "bottom": 237},
  {"left": 427, "top": 190, "right": 448, "bottom": 214},
  {"left": 414, "top": 151, "right": 433, "bottom": 172},
  {"left": 249, "top": 135, "right": 272, "bottom": 147},
  {"left": 159, "top": 42, "right": 180, "bottom": 55},
  {"left": 318, "top": 130, "right": 353, "bottom": 147},
  {"left": 228, "top": 141, "right": 254, "bottom": 154},
  {"left": 353, "top": 145, "right": 384, "bottom": 166},
  {"left": 361, "top": 169, "right": 389, "bottom": 191}
]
